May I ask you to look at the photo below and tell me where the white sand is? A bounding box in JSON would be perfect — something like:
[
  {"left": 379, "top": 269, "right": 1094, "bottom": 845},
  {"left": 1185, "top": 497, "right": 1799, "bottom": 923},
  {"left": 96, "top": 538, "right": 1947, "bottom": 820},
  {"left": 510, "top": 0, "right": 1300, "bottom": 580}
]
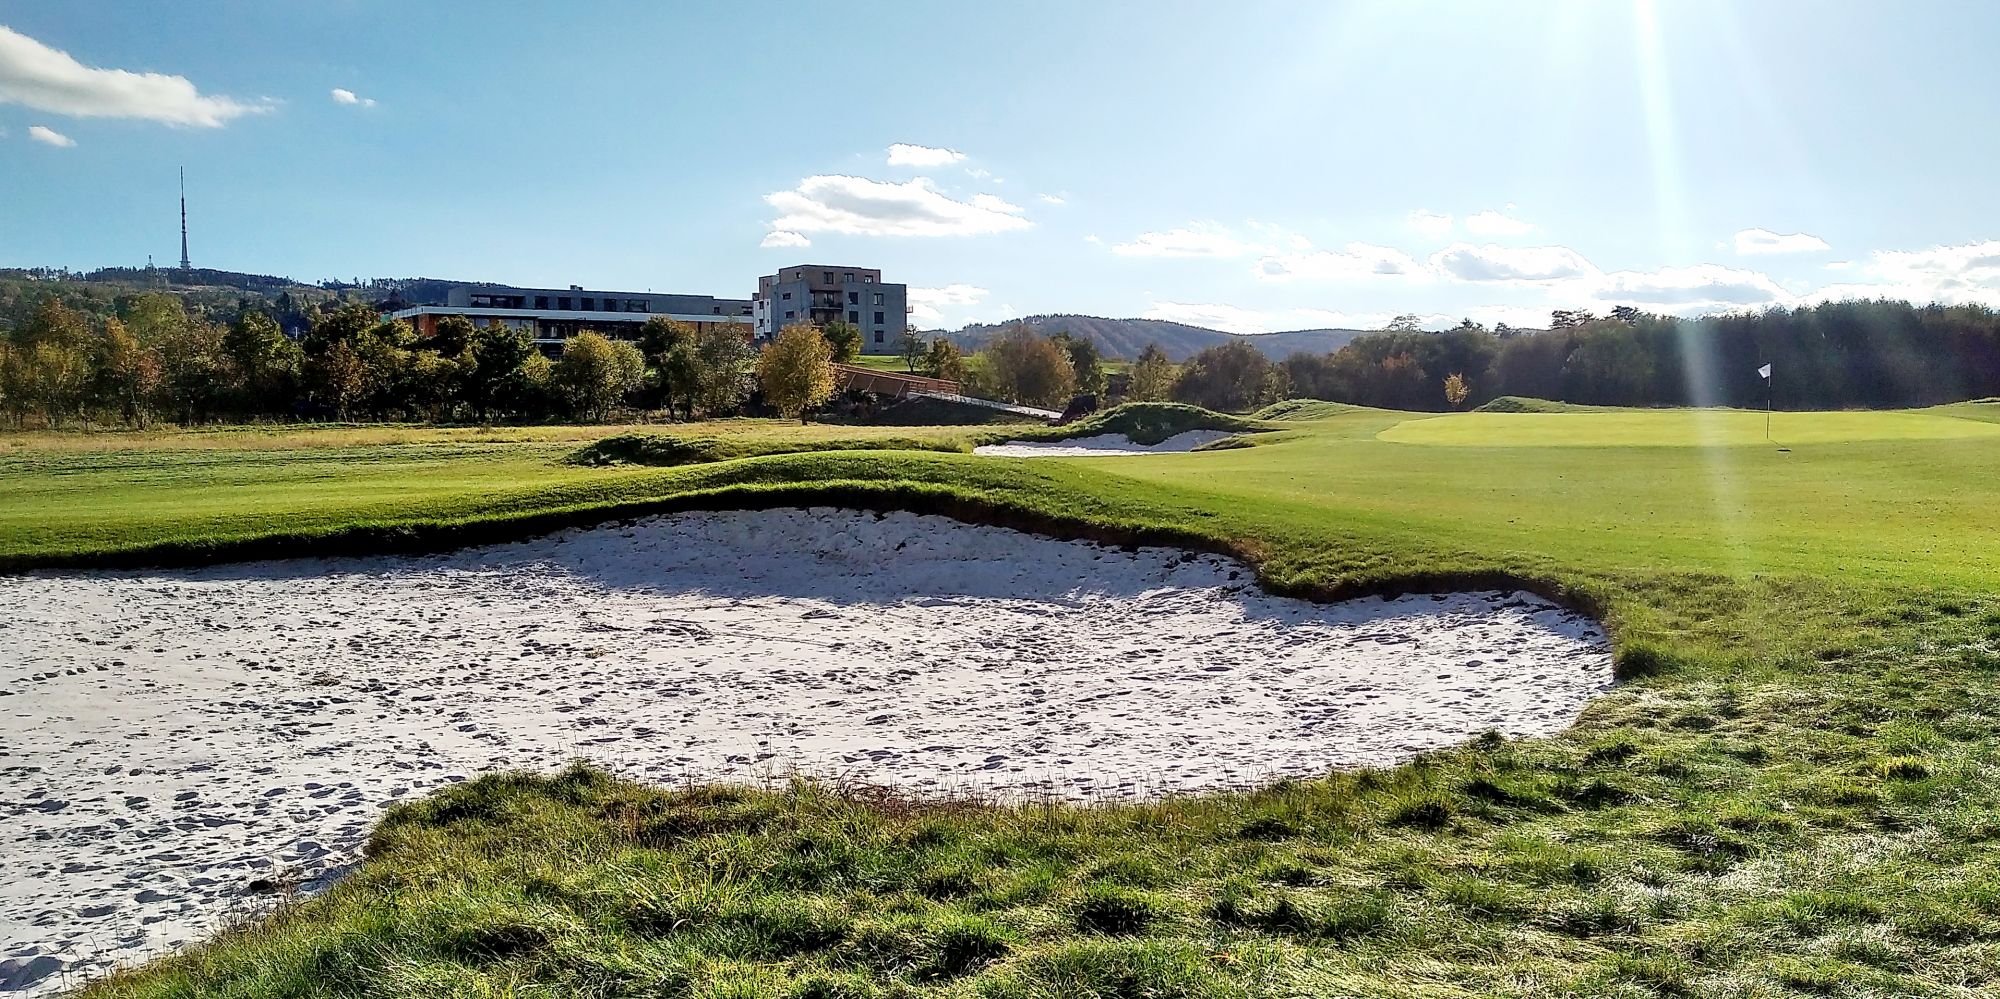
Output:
[
  {"left": 973, "top": 430, "right": 1236, "bottom": 456},
  {"left": 0, "top": 508, "right": 1610, "bottom": 994}
]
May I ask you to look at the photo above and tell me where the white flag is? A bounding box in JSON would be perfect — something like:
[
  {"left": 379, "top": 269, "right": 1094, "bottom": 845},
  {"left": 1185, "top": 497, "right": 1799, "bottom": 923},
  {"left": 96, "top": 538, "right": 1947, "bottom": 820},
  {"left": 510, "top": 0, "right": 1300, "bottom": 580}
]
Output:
[{"left": 1757, "top": 363, "right": 1772, "bottom": 380}]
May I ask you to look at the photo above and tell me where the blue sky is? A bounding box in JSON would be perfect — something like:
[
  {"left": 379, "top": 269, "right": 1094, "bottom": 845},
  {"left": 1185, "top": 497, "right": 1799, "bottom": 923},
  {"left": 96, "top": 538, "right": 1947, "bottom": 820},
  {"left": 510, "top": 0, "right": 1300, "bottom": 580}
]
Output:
[{"left": 5, "top": 0, "right": 2000, "bottom": 332}]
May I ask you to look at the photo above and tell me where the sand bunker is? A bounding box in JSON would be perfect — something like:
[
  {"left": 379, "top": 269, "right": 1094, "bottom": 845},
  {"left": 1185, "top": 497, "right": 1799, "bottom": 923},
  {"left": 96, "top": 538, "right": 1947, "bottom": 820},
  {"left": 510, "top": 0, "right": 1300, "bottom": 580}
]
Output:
[
  {"left": 0, "top": 508, "right": 1610, "bottom": 992},
  {"left": 973, "top": 430, "right": 1235, "bottom": 456}
]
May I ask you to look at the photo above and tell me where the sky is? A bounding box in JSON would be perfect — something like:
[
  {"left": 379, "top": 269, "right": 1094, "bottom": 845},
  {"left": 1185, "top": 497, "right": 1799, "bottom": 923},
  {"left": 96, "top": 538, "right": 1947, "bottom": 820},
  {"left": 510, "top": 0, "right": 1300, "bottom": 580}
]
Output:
[{"left": 4, "top": 0, "right": 2000, "bottom": 333}]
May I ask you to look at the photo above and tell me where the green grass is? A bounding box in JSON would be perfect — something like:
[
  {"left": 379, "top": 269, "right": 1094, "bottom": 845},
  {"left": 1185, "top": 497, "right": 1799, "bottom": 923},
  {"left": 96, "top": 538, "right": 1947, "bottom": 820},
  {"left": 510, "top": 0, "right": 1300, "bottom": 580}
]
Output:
[
  {"left": 6, "top": 406, "right": 2000, "bottom": 998},
  {"left": 1381, "top": 408, "right": 2000, "bottom": 447},
  {"left": 999, "top": 402, "right": 1265, "bottom": 446}
]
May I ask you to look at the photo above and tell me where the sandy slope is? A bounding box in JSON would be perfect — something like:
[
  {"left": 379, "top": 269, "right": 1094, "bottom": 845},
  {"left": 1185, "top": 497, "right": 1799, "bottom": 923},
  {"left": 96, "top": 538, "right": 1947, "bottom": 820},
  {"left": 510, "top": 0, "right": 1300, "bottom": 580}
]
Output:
[
  {"left": 0, "top": 509, "right": 1609, "bottom": 993},
  {"left": 972, "top": 430, "right": 1236, "bottom": 456}
]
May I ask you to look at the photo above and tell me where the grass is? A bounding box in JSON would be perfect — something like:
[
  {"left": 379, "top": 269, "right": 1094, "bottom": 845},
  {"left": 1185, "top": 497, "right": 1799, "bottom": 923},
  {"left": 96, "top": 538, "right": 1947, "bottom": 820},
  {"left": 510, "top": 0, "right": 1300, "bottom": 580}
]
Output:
[
  {"left": 5, "top": 404, "right": 1999, "bottom": 997},
  {"left": 999, "top": 402, "right": 1265, "bottom": 446},
  {"left": 1382, "top": 408, "right": 2000, "bottom": 447}
]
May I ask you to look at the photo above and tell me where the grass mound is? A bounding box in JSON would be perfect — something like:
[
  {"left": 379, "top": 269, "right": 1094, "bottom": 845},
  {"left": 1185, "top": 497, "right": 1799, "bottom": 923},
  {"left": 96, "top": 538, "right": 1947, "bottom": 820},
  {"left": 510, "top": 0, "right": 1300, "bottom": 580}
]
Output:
[
  {"left": 1253, "top": 399, "right": 1364, "bottom": 421},
  {"left": 568, "top": 432, "right": 969, "bottom": 467},
  {"left": 1004, "top": 402, "right": 1261, "bottom": 446},
  {"left": 863, "top": 395, "right": 1043, "bottom": 427},
  {"left": 1474, "top": 395, "right": 1574, "bottom": 413}
]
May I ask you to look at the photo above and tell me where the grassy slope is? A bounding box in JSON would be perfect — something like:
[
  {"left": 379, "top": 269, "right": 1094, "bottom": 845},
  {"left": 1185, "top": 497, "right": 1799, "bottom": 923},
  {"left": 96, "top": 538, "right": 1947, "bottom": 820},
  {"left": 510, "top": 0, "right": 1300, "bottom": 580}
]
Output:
[{"left": 5, "top": 409, "right": 1998, "bottom": 997}]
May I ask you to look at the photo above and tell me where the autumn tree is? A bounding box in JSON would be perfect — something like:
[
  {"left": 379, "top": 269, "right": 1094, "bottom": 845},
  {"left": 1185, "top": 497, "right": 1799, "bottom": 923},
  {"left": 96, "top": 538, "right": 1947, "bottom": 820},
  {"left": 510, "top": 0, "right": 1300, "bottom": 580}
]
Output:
[
  {"left": 1172, "top": 340, "right": 1277, "bottom": 412},
  {"left": 923, "top": 338, "right": 966, "bottom": 383},
  {"left": 984, "top": 324, "right": 1076, "bottom": 407},
  {"left": 757, "top": 322, "right": 836, "bottom": 422},
  {"left": 94, "top": 319, "right": 160, "bottom": 426},
  {"left": 551, "top": 331, "right": 646, "bottom": 421},
  {"left": 1443, "top": 372, "right": 1471, "bottom": 408},
  {"left": 1050, "top": 330, "right": 1107, "bottom": 396},
  {"left": 1126, "top": 343, "right": 1179, "bottom": 402},
  {"left": 464, "top": 321, "right": 536, "bottom": 420}
]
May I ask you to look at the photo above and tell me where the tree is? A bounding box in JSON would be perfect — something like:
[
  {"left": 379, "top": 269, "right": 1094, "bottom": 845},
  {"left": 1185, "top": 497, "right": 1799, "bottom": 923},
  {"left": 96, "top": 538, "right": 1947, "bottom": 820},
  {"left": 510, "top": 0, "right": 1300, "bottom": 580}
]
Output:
[
  {"left": 1050, "top": 330, "right": 1107, "bottom": 396},
  {"left": 465, "top": 321, "right": 535, "bottom": 420},
  {"left": 94, "top": 318, "right": 160, "bottom": 426},
  {"left": 26, "top": 341, "right": 92, "bottom": 427},
  {"left": 923, "top": 338, "right": 966, "bottom": 383},
  {"left": 224, "top": 310, "right": 301, "bottom": 415},
  {"left": 311, "top": 341, "right": 368, "bottom": 420},
  {"left": 638, "top": 316, "right": 695, "bottom": 360},
  {"left": 1172, "top": 340, "right": 1275, "bottom": 412},
  {"left": 898, "top": 328, "right": 926, "bottom": 373},
  {"left": 153, "top": 316, "right": 229, "bottom": 425},
  {"left": 1443, "top": 372, "right": 1471, "bottom": 408},
  {"left": 551, "top": 331, "right": 645, "bottom": 421},
  {"left": 757, "top": 322, "right": 836, "bottom": 422},
  {"left": 983, "top": 324, "right": 1076, "bottom": 407},
  {"left": 1126, "top": 343, "right": 1179, "bottom": 402},
  {"left": 1550, "top": 309, "right": 1598, "bottom": 330},
  {"left": 303, "top": 302, "right": 381, "bottom": 355},
  {"left": 692, "top": 326, "right": 753, "bottom": 416},
  {"left": 820, "top": 321, "right": 863, "bottom": 363},
  {"left": 1385, "top": 314, "right": 1427, "bottom": 333}
]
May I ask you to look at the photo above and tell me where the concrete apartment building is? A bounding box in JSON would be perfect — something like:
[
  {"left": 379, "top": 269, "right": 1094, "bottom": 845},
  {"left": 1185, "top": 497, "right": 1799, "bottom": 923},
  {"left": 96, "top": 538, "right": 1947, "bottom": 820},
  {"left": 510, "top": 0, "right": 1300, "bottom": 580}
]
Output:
[
  {"left": 391, "top": 265, "right": 907, "bottom": 355},
  {"left": 391, "top": 284, "right": 754, "bottom": 353},
  {"left": 753, "top": 265, "right": 910, "bottom": 349}
]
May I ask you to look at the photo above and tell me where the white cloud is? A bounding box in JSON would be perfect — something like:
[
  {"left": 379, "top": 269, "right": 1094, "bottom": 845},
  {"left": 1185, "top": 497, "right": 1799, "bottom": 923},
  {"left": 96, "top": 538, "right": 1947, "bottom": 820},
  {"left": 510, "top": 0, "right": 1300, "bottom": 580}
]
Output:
[
  {"left": 1802, "top": 239, "right": 2000, "bottom": 308},
  {"left": 1590, "top": 263, "right": 1787, "bottom": 311},
  {"left": 763, "top": 174, "right": 1031, "bottom": 240},
  {"left": 1111, "top": 223, "right": 1258, "bottom": 258},
  {"left": 27, "top": 124, "right": 73, "bottom": 147},
  {"left": 1733, "top": 227, "right": 1830, "bottom": 254},
  {"left": 1257, "top": 242, "right": 1425, "bottom": 282},
  {"left": 0, "top": 25, "right": 263, "bottom": 127},
  {"left": 1824, "top": 260, "right": 1852, "bottom": 270},
  {"left": 330, "top": 88, "right": 376, "bottom": 108},
  {"left": 1406, "top": 209, "right": 1453, "bottom": 238},
  {"left": 970, "top": 193, "right": 1021, "bottom": 214},
  {"left": 1430, "top": 242, "right": 1596, "bottom": 283},
  {"left": 1141, "top": 302, "right": 1437, "bottom": 335},
  {"left": 1464, "top": 208, "right": 1536, "bottom": 236},
  {"left": 1038, "top": 193, "right": 1066, "bottom": 205},
  {"left": 759, "top": 229, "right": 810, "bottom": 249},
  {"left": 1082, "top": 234, "right": 1102, "bottom": 244},
  {"left": 907, "top": 283, "right": 988, "bottom": 325},
  {"left": 886, "top": 142, "right": 964, "bottom": 167}
]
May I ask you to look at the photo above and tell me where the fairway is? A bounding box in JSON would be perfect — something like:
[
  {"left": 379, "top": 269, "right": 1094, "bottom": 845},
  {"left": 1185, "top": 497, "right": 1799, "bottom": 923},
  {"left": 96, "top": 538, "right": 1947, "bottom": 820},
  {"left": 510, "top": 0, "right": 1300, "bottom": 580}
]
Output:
[
  {"left": 6, "top": 405, "right": 2000, "bottom": 999},
  {"left": 1377, "top": 407, "right": 2000, "bottom": 447}
]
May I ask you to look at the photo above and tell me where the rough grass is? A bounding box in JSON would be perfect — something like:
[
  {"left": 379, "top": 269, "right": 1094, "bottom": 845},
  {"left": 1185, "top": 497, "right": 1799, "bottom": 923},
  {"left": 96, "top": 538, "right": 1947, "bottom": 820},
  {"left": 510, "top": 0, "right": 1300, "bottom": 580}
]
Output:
[
  {"left": 5, "top": 409, "right": 2000, "bottom": 997},
  {"left": 996, "top": 402, "right": 1264, "bottom": 446},
  {"left": 1383, "top": 408, "right": 2000, "bottom": 447},
  {"left": 1473, "top": 395, "right": 1581, "bottom": 413},
  {"left": 569, "top": 430, "right": 977, "bottom": 467}
]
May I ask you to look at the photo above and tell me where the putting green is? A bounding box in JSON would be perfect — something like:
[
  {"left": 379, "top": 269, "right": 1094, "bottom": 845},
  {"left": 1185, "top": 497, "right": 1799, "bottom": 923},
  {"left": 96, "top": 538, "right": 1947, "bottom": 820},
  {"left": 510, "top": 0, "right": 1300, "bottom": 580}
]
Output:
[{"left": 1377, "top": 408, "right": 2000, "bottom": 447}]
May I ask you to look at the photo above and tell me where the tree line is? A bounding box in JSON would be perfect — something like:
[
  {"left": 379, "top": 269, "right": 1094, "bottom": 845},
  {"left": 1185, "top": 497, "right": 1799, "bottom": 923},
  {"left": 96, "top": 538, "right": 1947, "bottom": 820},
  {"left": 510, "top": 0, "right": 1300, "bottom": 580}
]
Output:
[{"left": 1134, "top": 300, "right": 2000, "bottom": 414}]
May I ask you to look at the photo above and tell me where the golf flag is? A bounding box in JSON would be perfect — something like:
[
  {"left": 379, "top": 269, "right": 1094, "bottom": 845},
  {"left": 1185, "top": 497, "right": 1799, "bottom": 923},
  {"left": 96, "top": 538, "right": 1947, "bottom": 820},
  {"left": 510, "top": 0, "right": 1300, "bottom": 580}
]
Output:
[{"left": 1758, "top": 363, "right": 1772, "bottom": 380}]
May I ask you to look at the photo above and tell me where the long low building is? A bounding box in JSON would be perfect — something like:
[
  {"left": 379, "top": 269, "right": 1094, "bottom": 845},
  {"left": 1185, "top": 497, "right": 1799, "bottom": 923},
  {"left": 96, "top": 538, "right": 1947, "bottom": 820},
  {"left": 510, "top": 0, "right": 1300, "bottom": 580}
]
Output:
[{"left": 390, "top": 283, "right": 754, "bottom": 352}]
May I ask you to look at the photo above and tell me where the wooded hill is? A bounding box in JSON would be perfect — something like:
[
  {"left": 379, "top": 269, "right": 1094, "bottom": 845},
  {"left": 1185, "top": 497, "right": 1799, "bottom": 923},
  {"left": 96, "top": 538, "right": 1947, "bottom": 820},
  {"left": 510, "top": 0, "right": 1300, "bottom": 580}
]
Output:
[{"left": 934, "top": 314, "right": 1370, "bottom": 362}]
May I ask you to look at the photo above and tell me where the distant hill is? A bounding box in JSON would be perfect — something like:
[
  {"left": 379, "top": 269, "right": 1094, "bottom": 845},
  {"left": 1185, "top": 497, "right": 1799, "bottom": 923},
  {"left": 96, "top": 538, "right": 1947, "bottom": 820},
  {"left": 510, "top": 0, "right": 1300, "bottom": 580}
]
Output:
[{"left": 931, "top": 314, "right": 1369, "bottom": 361}]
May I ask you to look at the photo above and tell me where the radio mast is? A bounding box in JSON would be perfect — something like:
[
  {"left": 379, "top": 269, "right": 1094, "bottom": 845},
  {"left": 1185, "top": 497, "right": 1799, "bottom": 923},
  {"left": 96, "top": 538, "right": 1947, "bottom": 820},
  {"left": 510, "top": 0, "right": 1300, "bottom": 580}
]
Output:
[{"left": 178, "top": 167, "right": 191, "bottom": 271}]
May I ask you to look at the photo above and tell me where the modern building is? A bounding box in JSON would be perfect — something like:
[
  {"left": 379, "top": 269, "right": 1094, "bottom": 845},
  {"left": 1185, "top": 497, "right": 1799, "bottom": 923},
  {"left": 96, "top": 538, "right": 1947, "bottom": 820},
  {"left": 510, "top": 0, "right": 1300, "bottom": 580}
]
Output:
[
  {"left": 391, "top": 284, "right": 754, "bottom": 354},
  {"left": 753, "top": 265, "right": 909, "bottom": 349}
]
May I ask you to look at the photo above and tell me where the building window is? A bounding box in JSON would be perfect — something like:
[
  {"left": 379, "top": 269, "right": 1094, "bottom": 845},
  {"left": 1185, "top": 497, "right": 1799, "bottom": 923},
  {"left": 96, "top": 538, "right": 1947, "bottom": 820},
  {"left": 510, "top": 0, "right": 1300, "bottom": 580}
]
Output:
[
  {"left": 558, "top": 297, "right": 572, "bottom": 310},
  {"left": 792, "top": 270, "right": 802, "bottom": 280},
  {"left": 847, "top": 291, "right": 858, "bottom": 304},
  {"left": 784, "top": 310, "right": 795, "bottom": 320},
  {"left": 874, "top": 329, "right": 884, "bottom": 343},
  {"left": 844, "top": 272, "right": 855, "bottom": 282},
  {"left": 822, "top": 271, "right": 834, "bottom": 283},
  {"left": 629, "top": 300, "right": 649, "bottom": 313},
  {"left": 863, "top": 275, "right": 874, "bottom": 283},
  {"left": 845, "top": 310, "right": 856, "bottom": 324},
  {"left": 582, "top": 298, "right": 596, "bottom": 311},
  {"left": 781, "top": 292, "right": 792, "bottom": 300},
  {"left": 535, "top": 296, "right": 549, "bottom": 309},
  {"left": 872, "top": 293, "right": 884, "bottom": 306},
  {"left": 873, "top": 311, "right": 885, "bottom": 325}
]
